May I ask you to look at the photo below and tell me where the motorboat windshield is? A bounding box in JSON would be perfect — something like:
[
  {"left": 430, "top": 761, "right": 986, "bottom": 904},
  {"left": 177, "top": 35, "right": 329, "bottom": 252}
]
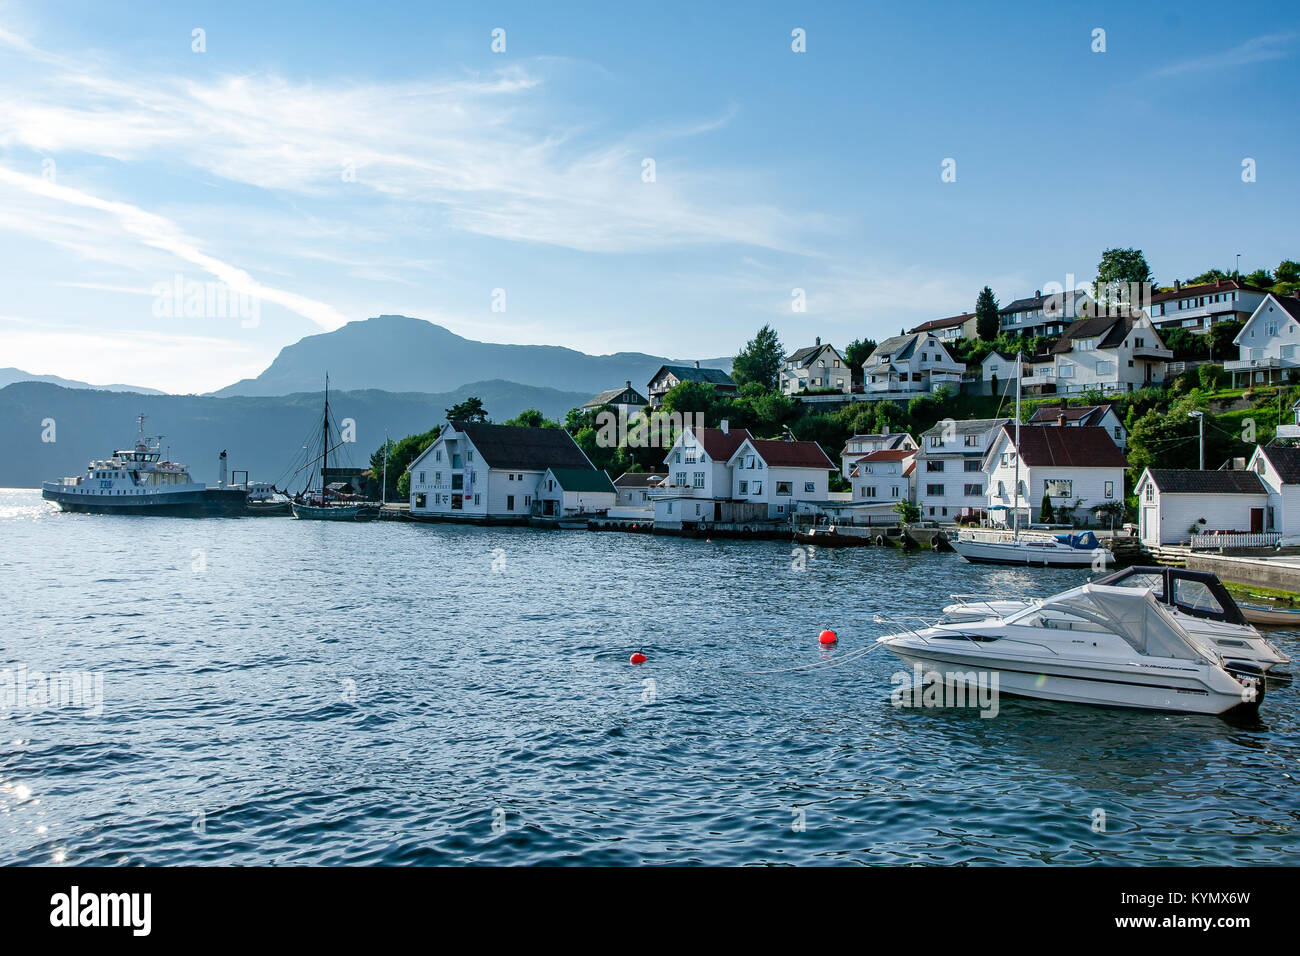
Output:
[
  {"left": 1003, "top": 584, "right": 1206, "bottom": 660},
  {"left": 1093, "top": 566, "right": 1248, "bottom": 626}
]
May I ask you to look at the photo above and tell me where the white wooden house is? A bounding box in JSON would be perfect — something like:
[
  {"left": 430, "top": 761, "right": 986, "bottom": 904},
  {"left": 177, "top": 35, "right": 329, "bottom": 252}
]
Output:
[
  {"left": 837, "top": 432, "right": 916, "bottom": 478},
  {"left": 1147, "top": 278, "right": 1271, "bottom": 335},
  {"left": 860, "top": 332, "right": 965, "bottom": 400},
  {"left": 725, "top": 437, "right": 836, "bottom": 519},
  {"left": 1027, "top": 403, "right": 1128, "bottom": 450},
  {"left": 983, "top": 425, "right": 1127, "bottom": 526},
  {"left": 1134, "top": 468, "right": 1269, "bottom": 547},
  {"left": 780, "top": 338, "right": 851, "bottom": 395},
  {"left": 646, "top": 362, "right": 737, "bottom": 407},
  {"left": 581, "top": 381, "right": 649, "bottom": 418},
  {"left": 1245, "top": 444, "right": 1300, "bottom": 536},
  {"left": 1029, "top": 313, "right": 1171, "bottom": 395},
  {"left": 407, "top": 422, "right": 597, "bottom": 523},
  {"left": 914, "top": 417, "right": 1010, "bottom": 520},
  {"left": 1228, "top": 294, "right": 1300, "bottom": 387},
  {"left": 651, "top": 423, "right": 753, "bottom": 528},
  {"left": 848, "top": 448, "right": 916, "bottom": 520},
  {"left": 536, "top": 468, "right": 617, "bottom": 517}
]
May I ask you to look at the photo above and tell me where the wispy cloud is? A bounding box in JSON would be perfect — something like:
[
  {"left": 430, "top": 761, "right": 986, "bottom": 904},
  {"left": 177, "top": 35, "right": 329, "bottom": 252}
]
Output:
[{"left": 1149, "top": 32, "right": 1296, "bottom": 78}]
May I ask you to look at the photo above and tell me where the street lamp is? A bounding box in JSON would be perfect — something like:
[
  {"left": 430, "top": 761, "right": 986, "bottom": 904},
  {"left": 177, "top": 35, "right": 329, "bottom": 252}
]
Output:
[{"left": 1188, "top": 411, "right": 1204, "bottom": 470}]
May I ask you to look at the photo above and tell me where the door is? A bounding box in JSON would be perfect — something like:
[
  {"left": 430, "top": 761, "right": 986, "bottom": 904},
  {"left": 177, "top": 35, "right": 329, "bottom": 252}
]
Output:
[{"left": 1251, "top": 508, "right": 1264, "bottom": 534}]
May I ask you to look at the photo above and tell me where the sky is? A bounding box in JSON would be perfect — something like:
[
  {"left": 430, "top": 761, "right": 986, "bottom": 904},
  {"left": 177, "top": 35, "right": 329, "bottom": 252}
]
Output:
[{"left": 0, "top": 0, "right": 1297, "bottom": 394}]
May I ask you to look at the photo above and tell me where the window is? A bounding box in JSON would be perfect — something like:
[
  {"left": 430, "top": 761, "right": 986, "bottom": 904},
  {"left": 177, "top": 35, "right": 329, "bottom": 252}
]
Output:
[
  {"left": 1104, "top": 481, "right": 1114, "bottom": 499},
  {"left": 675, "top": 451, "right": 682, "bottom": 463},
  {"left": 752, "top": 481, "right": 763, "bottom": 495},
  {"left": 1145, "top": 484, "right": 1153, "bottom": 501},
  {"left": 804, "top": 481, "right": 815, "bottom": 493},
  {"left": 435, "top": 450, "right": 442, "bottom": 462},
  {"left": 926, "top": 484, "right": 945, "bottom": 496},
  {"left": 776, "top": 481, "right": 793, "bottom": 496},
  {"left": 929, "top": 435, "right": 944, "bottom": 448},
  {"left": 926, "top": 460, "right": 945, "bottom": 472},
  {"left": 1059, "top": 363, "right": 1074, "bottom": 378},
  {"left": 964, "top": 435, "right": 978, "bottom": 447},
  {"left": 862, "top": 486, "right": 876, "bottom": 498},
  {"left": 1114, "top": 426, "right": 1122, "bottom": 439},
  {"left": 474, "top": 494, "right": 481, "bottom": 505},
  {"left": 452, "top": 475, "right": 463, "bottom": 490},
  {"left": 964, "top": 483, "right": 983, "bottom": 497},
  {"left": 1096, "top": 360, "right": 1114, "bottom": 375},
  {"left": 964, "top": 459, "right": 981, "bottom": 472},
  {"left": 419, "top": 472, "right": 425, "bottom": 483},
  {"left": 675, "top": 472, "right": 687, "bottom": 485},
  {"left": 1044, "top": 479, "right": 1072, "bottom": 498},
  {"left": 738, "top": 480, "right": 748, "bottom": 495},
  {"left": 506, "top": 495, "right": 514, "bottom": 510},
  {"left": 467, "top": 451, "right": 474, "bottom": 461},
  {"left": 693, "top": 472, "right": 705, "bottom": 488}
]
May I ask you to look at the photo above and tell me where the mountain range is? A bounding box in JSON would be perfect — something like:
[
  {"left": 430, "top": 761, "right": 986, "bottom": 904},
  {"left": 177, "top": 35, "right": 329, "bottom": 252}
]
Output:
[
  {"left": 211, "top": 314, "right": 733, "bottom": 398},
  {"left": 1, "top": 380, "right": 589, "bottom": 488},
  {"left": 0, "top": 367, "right": 165, "bottom": 394}
]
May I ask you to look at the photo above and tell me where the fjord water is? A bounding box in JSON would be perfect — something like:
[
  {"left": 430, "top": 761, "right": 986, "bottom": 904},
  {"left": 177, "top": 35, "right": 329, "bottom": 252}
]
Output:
[{"left": 2, "top": 488, "right": 1297, "bottom": 866}]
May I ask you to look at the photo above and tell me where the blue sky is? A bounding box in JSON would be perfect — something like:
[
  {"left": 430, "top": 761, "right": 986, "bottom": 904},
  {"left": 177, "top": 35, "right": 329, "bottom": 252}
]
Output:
[{"left": 0, "top": 0, "right": 1297, "bottom": 393}]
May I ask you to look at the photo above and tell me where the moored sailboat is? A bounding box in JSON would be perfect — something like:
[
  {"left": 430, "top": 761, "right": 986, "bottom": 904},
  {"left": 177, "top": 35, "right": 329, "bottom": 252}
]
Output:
[{"left": 288, "top": 375, "right": 380, "bottom": 521}]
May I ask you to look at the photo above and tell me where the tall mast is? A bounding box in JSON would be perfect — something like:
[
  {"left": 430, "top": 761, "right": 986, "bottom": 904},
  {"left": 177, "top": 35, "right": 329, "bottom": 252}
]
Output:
[
  {"left": 1013, "top": 351, "right": 1021, "bottom": 537},
  {"left": 322, "top": 373, "right": 329, "bottom": 500},
  {"left": 382, "top": 427, "right": 388, "bottom": 505}
]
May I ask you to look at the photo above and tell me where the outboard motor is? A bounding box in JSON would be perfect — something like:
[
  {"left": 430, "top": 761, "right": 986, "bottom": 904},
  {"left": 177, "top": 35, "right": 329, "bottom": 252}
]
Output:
[{"left": 1226, "top": 661, "right": 1266, "bottom": 709}]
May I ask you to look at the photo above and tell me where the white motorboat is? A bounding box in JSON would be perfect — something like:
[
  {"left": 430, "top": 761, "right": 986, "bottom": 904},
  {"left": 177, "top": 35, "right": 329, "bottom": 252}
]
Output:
[
  {"left": 952, "top": 528, "right": 1111, "bottom": 567},
  {"left": 943, "top": 566, "right": 1291, "bottom": 680},
  {"left": 880, "top": 582, "right": 1266, "bottom": 715}
]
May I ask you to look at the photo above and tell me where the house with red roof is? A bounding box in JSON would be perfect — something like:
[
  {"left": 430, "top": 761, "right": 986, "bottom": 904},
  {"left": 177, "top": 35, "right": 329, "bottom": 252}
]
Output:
[
  {"left": 652, "top": 421, "right": 757, "bottom": 527},
  {"left": 982, "top": 424, "right": 1127, "bottom": 526},
  {"left": 847, "top": 447, "right": 917, "bottom": 518},
  {"left": 724, "top": 436, "right": 837, "bottom": 519},
  {"left": 1146, "top": 277, "right": 1271, "bottom": 335}
]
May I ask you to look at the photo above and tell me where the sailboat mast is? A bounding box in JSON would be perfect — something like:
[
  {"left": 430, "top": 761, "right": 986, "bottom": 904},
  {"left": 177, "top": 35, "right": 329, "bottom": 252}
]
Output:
[
  {"left": 1013, "top": 352, "right": 1021, "bottom": 536},
  {"left": 322, "top": 373, "right": 329, "bottom": 500},
  {"left": 382, "top": 428, "right": 388, "bottom": 506}
]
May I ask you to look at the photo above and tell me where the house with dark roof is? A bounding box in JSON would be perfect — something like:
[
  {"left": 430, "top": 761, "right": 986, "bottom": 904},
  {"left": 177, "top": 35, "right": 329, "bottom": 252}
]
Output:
[
  {"left": 536, "top": 467, "right": 617, "bottom": 517},
  {"left": 908, "top": 312, "right": 977, "bottom": 343},
  {"left": 1245, "top": 443, "right": 1300, "bottom": 538},
  {"left": 725, "top": 436, "right": 837, "bottom": 519},
  {"left": 1028, "top": 402, "right": 1127, "bottom": 450},
  {"left": 581, "top": 381, "right": 648, "bottom": 417},
  {"left": 1147, "top": 278, "right": 1271, "bottom": 334},
  {"left": 646, "top": 362, "right": 737, "bottom": 407},
  {"left": 1227, "top": 294, "right": 1300, "bottom": 387},
  {"left": 1022, "top": 311, "right": 1171, "bottom": 395},
  {"left": 999, "top": 288, "right": 1093, "bottom": 338},
  {"left": 406, "top": 422, "right": 596, "bottom": 523},
  {"left": 983, "top": 425, "right": 1127, "bottom": 526},
  {"left": 612, "top": 471, "right": 667, "bottom": 511},
  {"left": 779, "top": 337, "right": 850, "bottom": 396},
  {"left": 1134, "top": 467, "right": 1269, "bottom": 547},
  {"left": 860, "top": 331, "right": 965, "bottom": 400}
]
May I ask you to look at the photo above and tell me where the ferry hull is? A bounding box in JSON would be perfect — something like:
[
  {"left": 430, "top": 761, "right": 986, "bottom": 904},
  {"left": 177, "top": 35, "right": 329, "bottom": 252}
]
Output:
[{"left": 42, "top": 487, "right": 247, "bottom": 517}]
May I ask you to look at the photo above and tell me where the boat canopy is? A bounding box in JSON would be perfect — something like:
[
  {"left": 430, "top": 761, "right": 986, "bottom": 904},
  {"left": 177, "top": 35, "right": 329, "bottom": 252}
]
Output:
[
  {"left": 1054, "top": 531, "right": 1100, "bottom": 550},
  {"left": 1008, "top": 584, "right": 1204, "bottom": 660}
]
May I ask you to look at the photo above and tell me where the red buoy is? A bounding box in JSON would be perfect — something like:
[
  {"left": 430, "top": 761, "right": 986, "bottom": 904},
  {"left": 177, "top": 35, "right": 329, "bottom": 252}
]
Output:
[
  {"left": 819, "top": 629, "right": 838, "bottom": 645},
  {"left": 630, "top": 651, "right": 647, "bottom": 665}
]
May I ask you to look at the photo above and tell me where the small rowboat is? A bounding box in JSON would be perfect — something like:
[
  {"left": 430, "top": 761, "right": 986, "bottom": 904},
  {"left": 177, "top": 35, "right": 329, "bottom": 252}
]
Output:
[{"left": 1237, "top": 601, "right": 1300, "bottom": 628}]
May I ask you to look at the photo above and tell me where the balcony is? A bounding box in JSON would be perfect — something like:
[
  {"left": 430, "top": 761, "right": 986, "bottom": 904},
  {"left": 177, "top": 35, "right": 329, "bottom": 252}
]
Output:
[
  {"left": 647, "top": 484, "right": 707, "bottom": 499},
  {"left": 1225, "top": 356, "right": 1296, "bottom": 371}
]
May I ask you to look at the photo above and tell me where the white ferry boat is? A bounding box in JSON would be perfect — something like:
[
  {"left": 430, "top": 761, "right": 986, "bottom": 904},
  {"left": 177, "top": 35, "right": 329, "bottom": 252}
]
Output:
[{"left": 41, "top": 416, "right": 247, "bottom": 517}]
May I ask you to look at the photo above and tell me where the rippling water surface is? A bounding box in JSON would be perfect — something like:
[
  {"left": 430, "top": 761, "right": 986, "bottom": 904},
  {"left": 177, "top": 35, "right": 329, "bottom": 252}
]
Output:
[{"left": 2, "top": 489, "right": 1297, "bottom": 865}]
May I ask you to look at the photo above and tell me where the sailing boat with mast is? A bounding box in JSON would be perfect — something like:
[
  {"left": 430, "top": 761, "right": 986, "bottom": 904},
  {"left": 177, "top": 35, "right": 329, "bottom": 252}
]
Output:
[
  {"left": 951, "top": 352, "right": 1114, "bottom": 568},
  {"left": 289, "top": 374, "right": 380, "bottom": 521}
]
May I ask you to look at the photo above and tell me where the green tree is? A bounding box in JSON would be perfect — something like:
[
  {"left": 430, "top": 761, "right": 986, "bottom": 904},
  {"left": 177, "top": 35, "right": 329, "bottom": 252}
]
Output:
[
  {"left": 1095, "top": 247, "right": 1155, "bottom": 307},
  {"left": 397, "top": 470, "right": 410, "bottom": 498},
  {"left": 843, "top": 337, "right": 876, "bottom": 371},
  {"left": 445, "top": 397, "right": 488, "bottom": 423},
  {"left": 1186, "top": 268, "right": 1230, "bottom": 285},
  {"left": 1243, "top": 268, "right": 1274, "bottom": 289},
  {"left": 503, "top": 408, "right": 554, "bottom": 428},
  {"left": 731, "top": 325, "right": 785, "bottom": 390},
  {"left": 893, "top": 498, "right": 921, "bottom": 525},
  {"left": 1040, "top": 492, "right": 1053, "bottom": 524},
  {"left": 1207, "top": 319, "right": 1244, "bottom": 360},
  {"left": 975, "top": 285, "right": 1000, "bottom": 341}
]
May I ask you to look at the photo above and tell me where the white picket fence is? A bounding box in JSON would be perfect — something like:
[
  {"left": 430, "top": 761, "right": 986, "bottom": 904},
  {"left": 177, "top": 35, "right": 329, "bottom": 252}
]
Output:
[{"left": 1188, "top": 532, "right": 1280, "bottom": 551}]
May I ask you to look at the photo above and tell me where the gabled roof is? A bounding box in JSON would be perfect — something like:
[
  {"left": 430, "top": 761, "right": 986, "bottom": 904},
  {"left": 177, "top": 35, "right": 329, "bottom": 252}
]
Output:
[
  {"left": 649, "top": 365, "right": 736, "bottom": 387},
  {"left": 739, "top": 438, "right": 836, "bottom": 470},
  {"left": 839, "top": 433, "right": 914, "bottom": 456},
  {"left": 1258, "top": 445, "right": 1300, "bottom": 484},
  {"left": 1235, "top": 294, "right": 1300, "bottom": 345},
  {"left": 909, "top": 312, "right": 973, "bottom": 334},
  {"left": 1000, "top": 289, "right": 1091, "bottom": 315},
  {"left": 613, "top": 471, "right": 667, "bottom": 488},
  {"left": 1050, "top": 313, "right": 1138, "bottom": 353},
  {"left": 786, "top": 342, "right": 841, "bottom": 366},
  {"left": 1028, "top": 403, "right": 1119, "bottom": 427},
  {"left": 454, "top": 422, "right": 593, "bottom": 472},
  {"left": 855, "top": 449, "right": 915, "bottom": 463},
  {"left": 998, "top": 425, "right": 1127, "bottom": 468},
  {"left": 863, "top": 333, "right": 923, "bottom": 366},
  {"left": 680, "top": 427, "right": 752, "bottom": 461},
  {"left": 547, "top": 468, "right": 616, "bottom": 494},
  {"left": 920, "top": 417, "right": 1010, "bottom": 439},
  {"left": 1150, "top": 278, "right": 1271, "bottom": 304},
  {"left": 582, "top": 385, "right": 647, "bottom": 409},
  {"left": 1141, "top": 468, "right": 1267, "bottom": 495}
]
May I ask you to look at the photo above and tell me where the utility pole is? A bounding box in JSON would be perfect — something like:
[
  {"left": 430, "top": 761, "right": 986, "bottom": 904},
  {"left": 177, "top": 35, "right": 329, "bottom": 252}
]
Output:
[
  {"left": 1188, "top": 410, "right": 1204, "bottom": 470},
  {"left": 1235, "top": 253, "right": 1241, "bottom": 277}
]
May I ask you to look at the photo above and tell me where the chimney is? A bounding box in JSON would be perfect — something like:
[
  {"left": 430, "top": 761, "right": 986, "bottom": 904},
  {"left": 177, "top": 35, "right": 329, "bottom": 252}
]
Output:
[
  {"left": 1035, "top": 289, "right": 1041, "bottom": 298},
  {"left": 883, "top": 425, "right": 890, "bottom": 436},
  {"left": 625, "top": 380, "right": 631, "bottom": 389},
  {"left": 694, "top": 360, "right": 700, "bottom": 369},
  {"left": 815, "top": 335, "right": 821, "bottom": 346},
  {"left": 1175, "top": 279, "right": 1181, "bottom": 291},
  {"left": 720, "top": 419, "right": 729, "bottom": 435},
  {"left": 1057, "top": 412, "right": 1066, "bottom": 427}
]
